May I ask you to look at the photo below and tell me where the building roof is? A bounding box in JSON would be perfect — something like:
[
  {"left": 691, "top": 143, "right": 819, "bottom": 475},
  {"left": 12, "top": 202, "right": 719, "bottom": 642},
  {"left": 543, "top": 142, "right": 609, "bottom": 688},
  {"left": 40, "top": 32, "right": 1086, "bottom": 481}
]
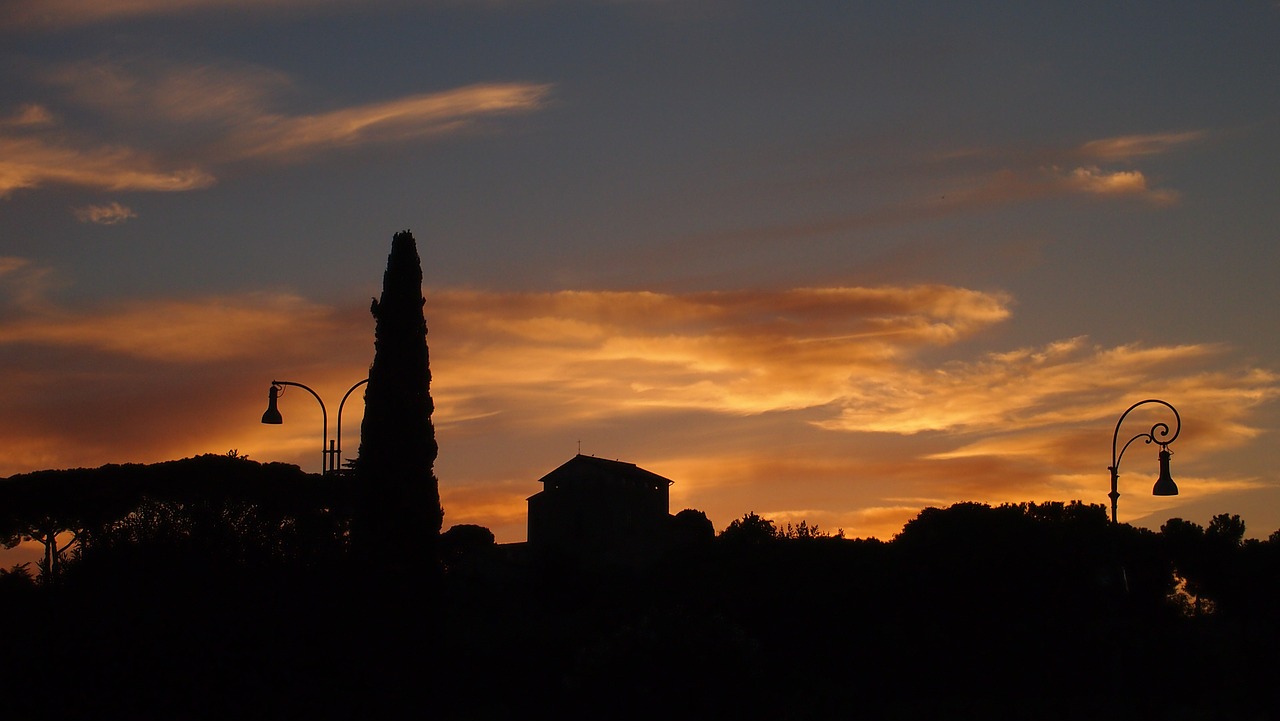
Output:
[{"left": 533, "top": 454, "right": 674, "bottom": 493}]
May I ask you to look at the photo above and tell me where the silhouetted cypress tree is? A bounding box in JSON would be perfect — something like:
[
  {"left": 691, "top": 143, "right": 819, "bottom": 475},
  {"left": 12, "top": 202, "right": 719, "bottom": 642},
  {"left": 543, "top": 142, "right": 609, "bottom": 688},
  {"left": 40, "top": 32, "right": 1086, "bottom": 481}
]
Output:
[{"left": 356, "top": 230, "right": 443, "bottom": 569}]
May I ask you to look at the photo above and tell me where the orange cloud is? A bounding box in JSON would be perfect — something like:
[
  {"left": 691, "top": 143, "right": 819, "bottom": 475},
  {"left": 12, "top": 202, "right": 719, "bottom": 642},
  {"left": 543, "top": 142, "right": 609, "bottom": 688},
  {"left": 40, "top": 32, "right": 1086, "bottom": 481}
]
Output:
[
  {"left": 2, "top": 277, "right": 1276, "bottom": 542},
  {"left": 938, "top": 164, "right": 1179, "bottom": 209},
  {"left": 73, "top": 201, "right": 137, "bottom": 225},
  {"left": 0, "top": 256, "right": 61, "bottom": 309},
  {"left": 0, "top": 104, "right": 56, "bottom": 128},
  {"left": 0, "top": 257, "right": 28, "bottom": 275},
  {"left": 929, "top": 131, "right": 1198, "bottom": 207},
  {"left": 1077, "top": 131, "right": 1205, "bottom": 161},
  {"left": 687, "top": 131, "right": 1197, "bottom": 248},
  {"left": 427, "top": 286, "right": 1013, "bottom": 422},
  {"left": 224, "top": 83, "right": 554, "bottom": 161},
  {"left": 818, "top": 337, "right": 1275, "bottom": 435},
  {"left": 0, "top": 135, "right": 216, "bottom": 197},
  {"left": 1059, "top": 166, "right": 1179, "bottom": 204},
  {"left": 0, "top": 285, "right": 341, "bottom": 363}
]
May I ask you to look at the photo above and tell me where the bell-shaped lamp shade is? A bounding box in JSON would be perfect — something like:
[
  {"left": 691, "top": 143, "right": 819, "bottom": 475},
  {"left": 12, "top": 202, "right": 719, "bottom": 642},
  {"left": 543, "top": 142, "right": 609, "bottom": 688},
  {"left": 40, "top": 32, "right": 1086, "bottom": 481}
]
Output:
[
  {"left": 261, "top": 384, "right": 283, "bottom": 424},
  {"left": 1152, "top": 448, "right": 1178, "bottom": 496}
]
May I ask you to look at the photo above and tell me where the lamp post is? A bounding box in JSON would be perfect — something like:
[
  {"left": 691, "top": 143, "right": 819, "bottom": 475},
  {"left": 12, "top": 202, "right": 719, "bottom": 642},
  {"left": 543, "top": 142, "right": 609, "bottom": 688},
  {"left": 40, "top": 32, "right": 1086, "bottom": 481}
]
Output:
[
  {"left": 261, "top": 378, "right": 369, "bottom": 474},
  {"left": 1108, "top": 399, "right": 1180, "bottom": 524}
]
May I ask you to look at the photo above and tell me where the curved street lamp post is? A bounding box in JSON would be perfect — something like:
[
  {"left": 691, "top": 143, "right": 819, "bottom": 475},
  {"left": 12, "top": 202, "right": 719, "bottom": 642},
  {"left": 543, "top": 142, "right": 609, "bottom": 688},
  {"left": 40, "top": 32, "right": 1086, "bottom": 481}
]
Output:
[
  {"left": 1108, "top": 399, "right": 1180, "bottom": 524},
  {"left": 261, "top": 378, "right": 368, "bottom": 474}
]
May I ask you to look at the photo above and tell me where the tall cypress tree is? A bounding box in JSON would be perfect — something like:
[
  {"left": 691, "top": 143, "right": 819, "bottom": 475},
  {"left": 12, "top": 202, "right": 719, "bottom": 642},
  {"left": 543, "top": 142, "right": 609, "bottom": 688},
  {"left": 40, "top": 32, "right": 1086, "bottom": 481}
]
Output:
[{"left": 356, "top": 230, "right": 442, "bottom": 566}]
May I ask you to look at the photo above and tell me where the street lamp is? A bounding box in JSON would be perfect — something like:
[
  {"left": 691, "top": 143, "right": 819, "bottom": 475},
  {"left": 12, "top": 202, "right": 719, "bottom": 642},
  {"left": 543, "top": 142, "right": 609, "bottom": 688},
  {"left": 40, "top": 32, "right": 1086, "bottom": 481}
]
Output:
[
  {"left": 261, "top": 378, "right": 369, "bottom": 474},
  {"left": 1108, "top": 399, "right": 1180, "bottom": 524}
]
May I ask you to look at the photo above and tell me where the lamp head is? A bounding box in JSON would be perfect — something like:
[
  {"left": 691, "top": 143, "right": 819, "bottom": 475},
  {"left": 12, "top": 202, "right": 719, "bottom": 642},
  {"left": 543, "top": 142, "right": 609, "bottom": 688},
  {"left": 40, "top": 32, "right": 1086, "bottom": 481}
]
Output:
[
  {"left": 261, "top": 383, "right": 283, "bottom": 424},
  {"left": 1152, "top": 447, "right": 1178, "bottom": 496}
]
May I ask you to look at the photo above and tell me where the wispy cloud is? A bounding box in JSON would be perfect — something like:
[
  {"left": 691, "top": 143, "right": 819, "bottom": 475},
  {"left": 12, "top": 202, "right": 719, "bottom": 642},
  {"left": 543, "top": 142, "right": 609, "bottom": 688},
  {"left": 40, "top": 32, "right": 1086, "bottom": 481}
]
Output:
[
  {"left": 939, "top": 131, "right": 1205, "bottom": 167},
  {"left": 1077, "top": 131, "right": 1206, "bottom": 161},
  {"left": 0, "top": 83, "right": 225, "bottom": 197},
  {"left": 0, "top": 256, "right": 62, "bottom": 309},
  {"left": 44, "top": 58, "right": 552, "bottom": 160},
  {"left": 689, "top": 131, "right": 1199, "bottom": 248},
  {"left": 73, "top": 201, "right": 137, "bottom": 225},
  {"left": 224, "top": 83, "right": 554, "bottom": 161},
  {"left": 0, "top": 262, "right": 342, "bottom": 362},
  {"left": 0, "top": 135, "right": 216, "bottom": 198},
  {"left": 427, "top": 286, "right": 1013, "bottom": 421},
  {"left": 1, "top": 59, "right": 552, "bottom": 197},
  {"left": 0, "top": 293, "right": 340, "bottom": 363},
  {"left": 950, "top": 131, "right": 1200, "bottom": 205},
  {"left": 815, "top": 337, "right": 1271, "bottom": 435},
  {"left": 0, "top": 104, "right": 56, "bottom": 128},
  {"left": 41, "top": 59, "right": 292, "bottom": 128},
  {"left": 935, "top": 162, "right": 1180, "bottom": 210}
]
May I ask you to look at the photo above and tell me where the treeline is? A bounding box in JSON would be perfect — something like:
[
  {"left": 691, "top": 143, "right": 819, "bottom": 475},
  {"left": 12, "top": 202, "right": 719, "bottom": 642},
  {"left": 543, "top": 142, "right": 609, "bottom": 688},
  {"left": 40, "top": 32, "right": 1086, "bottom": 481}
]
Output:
[
  {"left": 1, "top": 452, "right": 353, "bottom": 586},
  {"left": 2, "top": 456, "right": 1277, "bottom": 720}
]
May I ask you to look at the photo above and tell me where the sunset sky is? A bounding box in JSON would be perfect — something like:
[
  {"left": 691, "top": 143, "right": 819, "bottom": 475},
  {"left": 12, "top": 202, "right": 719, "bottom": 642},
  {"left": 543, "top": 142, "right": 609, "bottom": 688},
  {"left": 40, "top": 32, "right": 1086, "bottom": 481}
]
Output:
[{"left": 2, "top": 1, "right": 1278, "bottom": 546}]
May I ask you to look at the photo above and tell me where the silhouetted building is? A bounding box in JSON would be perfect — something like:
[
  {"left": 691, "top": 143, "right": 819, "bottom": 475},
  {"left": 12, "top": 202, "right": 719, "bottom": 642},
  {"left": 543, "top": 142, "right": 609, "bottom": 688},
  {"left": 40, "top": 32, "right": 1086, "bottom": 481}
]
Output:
[{"left": 527, "top": 454, "right": 673, "bottom": 566}]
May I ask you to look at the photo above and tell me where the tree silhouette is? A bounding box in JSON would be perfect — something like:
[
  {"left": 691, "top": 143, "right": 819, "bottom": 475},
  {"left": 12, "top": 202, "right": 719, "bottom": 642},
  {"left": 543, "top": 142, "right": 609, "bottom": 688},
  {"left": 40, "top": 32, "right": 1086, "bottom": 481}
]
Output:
[
  {"left": 1160, "top": 516, "right": 1214, "bottom": 612},
  {"left": 439, "top": 523, "right": 495, "bottom": 576},
  {"left": 775, "top": 519, "right": 841, "bottom": 540},
  {"left": 0, "top": 562, "right": 36, "bottom": 591},
  {"left": 355, "top": 230, "right": 442, "bottom": 570},
  {"left": 718, "top": 511, "right": 777, "bottom": 545},
  {"left": 0, "top": 455, "right": 349, "bottom": 586},
  {"left": 8, "top": 512, "right": 79, "bottom": 584},
  {"left": 1206, "top": 512, "right": 1245, "bottom": 546},
  {"left": 0, "top": 466, "right": 135, "bottom": 585},
  {"left": 1160, "top": 512, "right": 1256, "bottom": 618},
  {"left": 669, "top": 508, "right": 714, "bottom": 551}
]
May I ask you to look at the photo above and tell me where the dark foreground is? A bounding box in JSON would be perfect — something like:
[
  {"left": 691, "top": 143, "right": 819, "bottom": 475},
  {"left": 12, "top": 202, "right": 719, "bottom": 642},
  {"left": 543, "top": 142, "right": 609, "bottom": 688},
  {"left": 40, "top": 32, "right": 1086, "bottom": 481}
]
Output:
[
  {"left": 2, "top": 458, "right": 1276, "bottom": 719},
  {"left": 6, "top": 514, "right": 1278, "bottom": 721}
]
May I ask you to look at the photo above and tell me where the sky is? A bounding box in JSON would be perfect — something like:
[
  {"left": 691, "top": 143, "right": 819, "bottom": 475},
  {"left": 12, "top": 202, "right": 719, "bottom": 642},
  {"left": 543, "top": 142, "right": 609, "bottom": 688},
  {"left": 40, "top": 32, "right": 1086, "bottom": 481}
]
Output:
[{"left": 2, "top": 1, "right": 1279, "bottom": 547}]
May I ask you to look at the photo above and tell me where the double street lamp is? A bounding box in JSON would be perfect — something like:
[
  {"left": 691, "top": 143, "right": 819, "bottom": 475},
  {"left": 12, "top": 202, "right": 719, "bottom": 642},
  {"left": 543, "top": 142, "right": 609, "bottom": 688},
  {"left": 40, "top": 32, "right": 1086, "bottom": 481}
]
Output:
[
  {"left": 262, "top": 378, "right": 368, "bottom": 474},
  {"left": 1108, "top": 399, "right": 1180, "bottom": 524}
]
